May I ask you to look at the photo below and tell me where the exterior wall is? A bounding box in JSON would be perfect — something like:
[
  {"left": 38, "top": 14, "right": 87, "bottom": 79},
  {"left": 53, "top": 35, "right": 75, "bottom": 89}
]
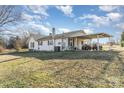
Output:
[
  {"left": 28, "top": 37, "right": 89, "bottom": 51},
  {"left": 55, "top": 39, "right": 62, "bottom": 46},
  {"left": 38, "top": 38, "right": 68, "bottom": 51},
  {"left": 63, "top": 38, "right": 69, "bottom": 50},
  {"left": 77, "top": 38, "right": 90, "bottom": 50},
  {"left": 38, "top": 40, "right": 54, "bottom": 51},
  {"left": 73, "top": 37, "right": 89, "bottom": 50},
  {"left": 78, "top": 38, "right": 84, "bottom": 50},
  {"left": 28, "top": 37, "right": 38, "bottom": 50},
  {"left": 54, "top": 38, "right": 68, "bottom": 50}
]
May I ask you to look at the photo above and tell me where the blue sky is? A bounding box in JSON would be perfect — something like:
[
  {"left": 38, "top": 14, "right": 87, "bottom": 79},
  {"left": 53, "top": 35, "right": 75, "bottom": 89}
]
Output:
[{"left": 1, "top": 5, "right": 124, "bottom": 42}]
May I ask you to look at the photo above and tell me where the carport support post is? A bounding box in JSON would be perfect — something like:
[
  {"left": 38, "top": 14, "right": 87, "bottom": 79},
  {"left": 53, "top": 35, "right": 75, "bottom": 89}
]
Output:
[
  {"left": 97, "top": 35, "right": 100, "bottom": 51},
  {"left": 76, "top": 37, "right": 78, "bottom": 50},
  {"left": 89, "top": 39, "right": 92, "bottom": 50},
  {"left": 109, "top": 37, "right": 111, "bottom": 51}
]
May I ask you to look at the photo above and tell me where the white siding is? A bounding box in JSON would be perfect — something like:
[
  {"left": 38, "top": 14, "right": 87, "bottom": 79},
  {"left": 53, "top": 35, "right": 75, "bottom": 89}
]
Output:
[
  {"left": 55, "top": 39, "right": 62, "bottom": 46},
  {"left": 38, "top": 40, "right": 54, "bottom": 51},
  {"left": 28, "top": 37, "right": 38, "bottom": 50},
  {"left": 38, "top": 38, "right": 69, "bottom": 51},
  {"left": 55, "top": 38, "right": 68, "bottom": 50},
  {"left": 63, "top": 38, "right": 69, "bottom": 50},
  {"left": 28, "top": 37, "right": 89, "bottom": 51},
  {"left": 77, "top": 38, "right": 89, "bottom": 50}
]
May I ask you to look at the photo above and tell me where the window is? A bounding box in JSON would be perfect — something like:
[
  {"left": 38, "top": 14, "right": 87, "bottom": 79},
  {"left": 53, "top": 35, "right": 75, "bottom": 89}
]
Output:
[
  {"left": 69, "top": 38, "right": 74, "bottom": 46},
  {"left": 62, "top": 42, "right": 65, "bottom": 46},
  {"left": 81, "top": 41, "right": 84, "bottom": 45},
  {"left": 30, "top": 42, "right": 34, "bottom": 48},
  {"left": 70, "top": 42, "right": 73, "bottom": 46},
  {"left": 38, "top": 41, "right": 43, "bottom": 45},
  {"left": 48, "top": 40, "right": 53, "bottom": 45},
  {"left": 58, "top": 42, "right": 61, "bottom": 45}
]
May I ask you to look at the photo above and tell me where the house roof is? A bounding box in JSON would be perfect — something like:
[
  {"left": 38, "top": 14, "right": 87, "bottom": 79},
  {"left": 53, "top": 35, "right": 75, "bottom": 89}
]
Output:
[
  {"left": 37, "top": 30, "right": 112, "bottom": 41},
  {"left": 30, "top": 34, "right": 45, "bottom": 40},
  {"left": 37, "top": 30, "right": 85, "bottom": 41},
  {"left": 26, "top": 34, "right": 45, "bottom": 44}
]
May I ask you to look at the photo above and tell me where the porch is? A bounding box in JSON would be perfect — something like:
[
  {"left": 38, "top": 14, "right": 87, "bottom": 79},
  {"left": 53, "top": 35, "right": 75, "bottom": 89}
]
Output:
[{"left": 67, "top": 33, "right": 112, "bottom": 51}]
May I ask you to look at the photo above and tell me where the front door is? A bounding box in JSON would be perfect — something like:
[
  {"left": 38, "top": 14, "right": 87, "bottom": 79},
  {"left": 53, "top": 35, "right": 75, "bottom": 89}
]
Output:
[{"left": 68, "top": 38, "right": 74, "bottom": 47}]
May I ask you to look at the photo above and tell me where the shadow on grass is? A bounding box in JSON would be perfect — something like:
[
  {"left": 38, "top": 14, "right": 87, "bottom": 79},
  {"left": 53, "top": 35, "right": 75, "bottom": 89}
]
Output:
[
  {"left": 8, "top": 50, "right": 123, "bottom": 77},
  {"left": 53, "top": 61, "right": 79, "bottom": 75},
  {"left": 0, "top": 58, "right": 21, "bottom": 63},
  {"left": 0, "top": 50, "right": 124, "bottom": 88},
  {"left": 2, "top": 50, "right": 119, "bottom": 61}
]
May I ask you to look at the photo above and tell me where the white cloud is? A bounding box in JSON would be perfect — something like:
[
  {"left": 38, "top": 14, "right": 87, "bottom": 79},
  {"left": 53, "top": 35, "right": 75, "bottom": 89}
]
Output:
[
  {"left": 40, "top": 25, "right": 50, "bottom": 34},
  {"left": 1, "top": 30, "right": 21, "bottom": 37},
  {"left": 79, "top": 12, "right": 123, "bottom": 27},
  {"left": 56, "top": 6, "right": 74, "bottom": 17},
  {"left": 115, "top": 31, "right": 121, "bottom": 35},
  {"left": 99, "top": 6, "right": 119, "bottom": 12},
  {"left": 116, "top": 23, "right": 124, "bottom": 30},
  {"left": 107, "top": 12, "right": 123, "bottom": 21},
  {"left": 58, "top": 28, "right": 71, "bottom": 33},
  {"left": 28, "top": 22, "right": 51, "bottom": 34},
  {"left": 80, "top": 14, "right": 110, "bottom": 27},
  {"left": 21, "top": 12, "right": 41, "bottom": 21},
  {"left": 45, "top": 22, "right": 51, "bottom": 27},
  {"left": 84, "top": 29, "right": 94, "bottom": 34},
  {"left": 28, "top": 6, "right": 49, "bottom": 17},
  {"left": 21, "top": 12, "right": 33, "bottom": 21}
]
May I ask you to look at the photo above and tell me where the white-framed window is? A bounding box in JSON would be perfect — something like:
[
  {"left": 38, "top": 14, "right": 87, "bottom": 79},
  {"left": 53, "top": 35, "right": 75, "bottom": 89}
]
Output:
[
  {"left": 30, "top": 42, "right": 34, "bottom": 48},
  {"left": 81, "top": 41, "right": 84, "bottom": 45},
  {"left": 48, "top": 40, "right": 53, "bottom": 45},
  {"left": 62, "top": 42, "right": 65, "bottom": 46},
  {"left": 58, "top": 42, "right": 61, "bottom": 45},
  {"left": 38, "top": 41, "right": 43, "bottom": 45}
]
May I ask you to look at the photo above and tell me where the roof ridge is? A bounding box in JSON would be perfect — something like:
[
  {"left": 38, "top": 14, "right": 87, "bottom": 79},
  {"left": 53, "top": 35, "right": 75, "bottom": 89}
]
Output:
[{"left": 37, "top": 30, "right": 86, "bottom": 41}]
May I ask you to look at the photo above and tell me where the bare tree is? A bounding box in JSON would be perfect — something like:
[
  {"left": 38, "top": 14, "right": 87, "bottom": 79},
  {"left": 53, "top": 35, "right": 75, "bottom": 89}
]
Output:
[
  {"left": 0, "top": 37, "right": 5, "bottom": 52},
  {"left": 0, "top": 5, "right": 21, "bottom": 30},
  {"left": 10, "top": 36, "right": 22, "bottom": 51}
]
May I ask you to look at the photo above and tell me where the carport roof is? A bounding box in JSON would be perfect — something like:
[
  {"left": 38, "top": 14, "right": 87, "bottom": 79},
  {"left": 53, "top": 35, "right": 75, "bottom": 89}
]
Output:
[{"left": 76, "top": 33, "right": 112, "bottom": 39}]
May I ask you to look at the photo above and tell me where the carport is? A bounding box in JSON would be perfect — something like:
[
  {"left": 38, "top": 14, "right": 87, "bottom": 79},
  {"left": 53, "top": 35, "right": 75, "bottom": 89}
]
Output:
[{"left": 75, "top": 33, "right": 113, "bottom": 51}]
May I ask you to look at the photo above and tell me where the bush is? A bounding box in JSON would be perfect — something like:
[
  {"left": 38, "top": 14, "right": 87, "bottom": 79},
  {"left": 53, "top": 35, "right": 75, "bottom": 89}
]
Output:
[
  {"left": 0, "top": 46, "right": 4, "bottom": 53},
  {"left": 13, "top": 36, "right": 22, "bottom": 52},
  {"left": 121, "top": 32, "right": 124, "bottom": 47},
  {"left": 14, "top": 45, "right": 21, "bottom": 52},
  {"left": 121, "top": 42, "right": 124, "bottom": 47}
]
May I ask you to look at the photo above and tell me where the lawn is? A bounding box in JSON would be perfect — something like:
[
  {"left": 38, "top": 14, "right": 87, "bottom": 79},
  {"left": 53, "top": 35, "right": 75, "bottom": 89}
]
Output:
[{"left": 0, "top": 46, "right": 124, "bottom": 88}]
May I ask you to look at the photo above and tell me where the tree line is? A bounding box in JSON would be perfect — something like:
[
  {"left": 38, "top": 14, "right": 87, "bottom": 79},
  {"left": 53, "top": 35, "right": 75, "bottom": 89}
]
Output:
[
  {"left": 0, "top": 5, "right": 43, "bottom": 52},
  {"left": 121, "top": 32, "right": 124, "bottom": 47}
]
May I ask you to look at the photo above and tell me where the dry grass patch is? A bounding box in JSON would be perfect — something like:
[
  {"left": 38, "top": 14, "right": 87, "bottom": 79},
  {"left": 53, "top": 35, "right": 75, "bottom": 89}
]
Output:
[{"left": 0, "top": 47, "right": 124, "bottom": 87}]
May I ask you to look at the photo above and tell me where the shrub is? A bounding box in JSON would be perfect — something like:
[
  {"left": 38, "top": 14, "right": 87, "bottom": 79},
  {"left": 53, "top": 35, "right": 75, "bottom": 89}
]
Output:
[
  {"left": 121, "top": 32, "right": 124, "bottom": 47},
  {"left": 0, "top": 45, "right": 4, "bottom": 53},
  {"left": 13, "top": 36, "right": 22, "bottom": 52},
  {"left": 121, "top": 42, "right": 124, "bottom": 47}
]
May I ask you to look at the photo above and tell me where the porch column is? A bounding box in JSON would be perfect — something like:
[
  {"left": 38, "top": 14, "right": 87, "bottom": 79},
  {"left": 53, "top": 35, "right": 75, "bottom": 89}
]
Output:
[
  {"left": 108, "top": 37, "right": 111, "bottom": 51},
  {"left": 89, "top": 39, "right": 92, "bottom": 50},
  {"left": 76, "top": 37, "right": 78, "bottom": 48},
  {"left": 97, "top": 35, "right": 100, "bottom": 51},
  {"left": 61, "top": 37, "right": 64, "bottom": 51}
]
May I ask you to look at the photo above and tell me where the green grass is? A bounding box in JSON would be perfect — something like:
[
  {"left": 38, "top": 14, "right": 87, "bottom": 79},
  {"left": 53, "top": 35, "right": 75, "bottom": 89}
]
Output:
[{"left": 0, "top": 49, "right": 124, "bottom": 88}]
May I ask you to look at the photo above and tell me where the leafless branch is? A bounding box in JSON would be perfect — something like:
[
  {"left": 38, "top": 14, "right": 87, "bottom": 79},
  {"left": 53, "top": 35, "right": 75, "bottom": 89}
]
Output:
[{"left": 0, "top": 6, "right": 21, "bottom": 31}]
